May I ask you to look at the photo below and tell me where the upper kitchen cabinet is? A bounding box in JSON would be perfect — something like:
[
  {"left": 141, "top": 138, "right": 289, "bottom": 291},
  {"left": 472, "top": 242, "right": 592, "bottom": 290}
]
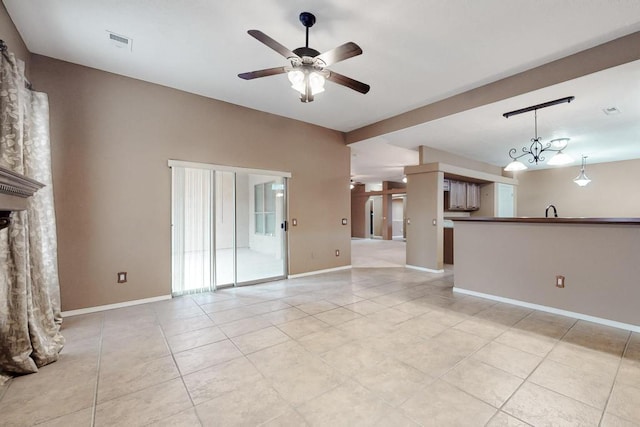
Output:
[{"left": 446, "top": 179, "right": 480, "bottom": 211}]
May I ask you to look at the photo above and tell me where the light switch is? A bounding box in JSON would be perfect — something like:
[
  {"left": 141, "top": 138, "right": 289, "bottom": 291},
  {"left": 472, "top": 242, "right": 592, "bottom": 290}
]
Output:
[
  {"left": 292, "top": 218, "right": 298, "bottom": 226},
  {"left": 341, "top": 218, "right": 348, "bottom": 225}
]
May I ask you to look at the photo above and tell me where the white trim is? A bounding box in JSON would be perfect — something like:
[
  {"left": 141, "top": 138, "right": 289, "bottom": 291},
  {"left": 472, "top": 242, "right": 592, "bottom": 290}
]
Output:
[
  {"left": 62, "top": 295, "right": 172, "bottom": 317},
  {"left": 405, "top": 264, "right": 445, "bottom": 274},
  {"left": 288, "top": 265, "right": 351, "bottom": 279},
  {"left": 453, "top": 287, "right": 640, "bottom": 333},
  {"left": 168, "top": 160, "right": 292, "bottom": 178}
]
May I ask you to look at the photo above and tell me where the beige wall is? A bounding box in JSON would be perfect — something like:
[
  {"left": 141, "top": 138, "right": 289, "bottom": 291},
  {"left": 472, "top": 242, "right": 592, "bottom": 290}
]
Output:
[
  {"left": 0, "top": 3, "right": 30, "bottom": 73},
  {"left": 30, "top": 55, "right": 351, "bottom": 311},
  {"left": 419, "top": 145, "right": 502, "bottom": 176},
  {"left": 517, "top": 158, "right": 640, "bottom": 217},
  {"left": 454, "top": 221, "right": 640, "bottom": 326},
  {"left": 475, "top": 183, "right": 497, "bottom": 217}
]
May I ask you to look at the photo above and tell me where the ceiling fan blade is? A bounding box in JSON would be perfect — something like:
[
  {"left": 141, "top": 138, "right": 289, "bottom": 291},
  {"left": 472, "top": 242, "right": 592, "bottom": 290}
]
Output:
[
  {"left": 327, "top": 71, "right": 370, "bottom": 94},
  {"left": 238, "top": 67, "right": 287, "bottom": 80},
  {"left": 247, "top": 30, "right": 299, "bottom": 59},
  {"left": 315, "top": 42, "right": 363, "bottom": 66}
]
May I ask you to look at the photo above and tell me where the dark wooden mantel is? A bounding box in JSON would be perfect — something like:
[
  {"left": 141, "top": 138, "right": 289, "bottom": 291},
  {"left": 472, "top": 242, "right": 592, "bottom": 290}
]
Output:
[{"left": 0, "top": 165, "right": 44, "bottom": 230}]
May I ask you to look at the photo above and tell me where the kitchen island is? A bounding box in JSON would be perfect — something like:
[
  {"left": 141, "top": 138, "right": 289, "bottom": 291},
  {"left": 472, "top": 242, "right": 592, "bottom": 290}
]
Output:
[{"left": 452, "top": 217, "right": 640, "bottom": 331}]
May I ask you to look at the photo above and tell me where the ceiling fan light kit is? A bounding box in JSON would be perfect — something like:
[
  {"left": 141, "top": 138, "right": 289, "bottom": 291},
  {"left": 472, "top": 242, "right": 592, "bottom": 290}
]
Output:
[
  {"left": 503, "top": 96, "right": 575, "bottom": 171},
  {"left": 238, "top": 12, "right": 370, "bottom": 103}
]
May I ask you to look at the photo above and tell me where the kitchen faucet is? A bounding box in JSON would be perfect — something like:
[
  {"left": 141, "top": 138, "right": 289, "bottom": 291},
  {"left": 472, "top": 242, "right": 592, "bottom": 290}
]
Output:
[{"left": 545, "top": 204, "right": 558, "bottom": 218}]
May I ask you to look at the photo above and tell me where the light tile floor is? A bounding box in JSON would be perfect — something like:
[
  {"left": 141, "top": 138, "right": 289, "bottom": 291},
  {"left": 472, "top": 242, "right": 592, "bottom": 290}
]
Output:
[{"left": 1, "top": 268, "right": 640, "bottom": 426}]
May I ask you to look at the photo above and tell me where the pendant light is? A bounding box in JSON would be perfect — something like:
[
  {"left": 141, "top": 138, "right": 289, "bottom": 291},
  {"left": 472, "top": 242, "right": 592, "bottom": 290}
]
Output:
[
  {"left": 503, "top": 97, "right": 575, "bottom": 171},
  {"left": 574, "top": 155, "right": 591, "bottom": 187}
]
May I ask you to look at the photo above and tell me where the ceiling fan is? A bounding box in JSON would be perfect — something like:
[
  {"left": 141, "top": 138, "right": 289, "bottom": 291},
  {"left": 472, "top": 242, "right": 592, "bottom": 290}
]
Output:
[{"left": 238, "top": 12, "right": 370, "bottom": 103}]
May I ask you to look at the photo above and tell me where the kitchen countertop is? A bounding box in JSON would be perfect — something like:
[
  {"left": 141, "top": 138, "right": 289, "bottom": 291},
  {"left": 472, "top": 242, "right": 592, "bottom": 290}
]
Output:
[{"left": 451, "top": 217, "right": 640, "bottom": 225}]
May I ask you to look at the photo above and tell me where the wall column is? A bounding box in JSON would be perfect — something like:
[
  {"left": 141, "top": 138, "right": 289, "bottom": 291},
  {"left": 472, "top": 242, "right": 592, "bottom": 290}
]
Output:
[
  {"left": 382, "top": 182, "right": 393, "bottom": 240},
  {"left": 405, "top": 171, "right": 444, "bottom": 272}
]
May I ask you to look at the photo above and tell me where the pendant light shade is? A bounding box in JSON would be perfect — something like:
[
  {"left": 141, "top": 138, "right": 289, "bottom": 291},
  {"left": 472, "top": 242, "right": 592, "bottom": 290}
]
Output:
[
  {"left": 504, "top": 160, "right": 528, "bottom": 172},
  {"left": 574, "top": 155, "right": 591, "bottom": 187},
  {"left": 547, "top": 150, "right": 573, "bottom": 166}
]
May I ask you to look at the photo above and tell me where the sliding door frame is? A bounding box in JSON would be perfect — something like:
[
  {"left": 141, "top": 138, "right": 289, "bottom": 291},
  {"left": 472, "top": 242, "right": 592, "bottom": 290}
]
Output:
[{"left": 169, "top": 160, "right": 291, "bottom": 291}]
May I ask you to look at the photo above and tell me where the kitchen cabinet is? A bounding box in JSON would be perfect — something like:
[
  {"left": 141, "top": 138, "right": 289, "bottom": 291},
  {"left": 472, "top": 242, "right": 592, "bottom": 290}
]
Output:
[
  {"left": 466, "top": 182, "right": 480, "bottom": 210},
  {"left": 443, "top": 227, "right": 454, "bottom": 264},
  {"left": 447, "top": 180, "right": 480, "bottom": 211}
]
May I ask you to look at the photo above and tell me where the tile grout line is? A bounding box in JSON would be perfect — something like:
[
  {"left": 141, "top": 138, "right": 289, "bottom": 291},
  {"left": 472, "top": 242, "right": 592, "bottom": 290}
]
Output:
[
  {"left": 597, "top": 330, "right": 632, "bottom": 427},
  {"left": 495, "top": 317, "right": 582, "bottom": 419},
  {"left": 156, "top": 303, "right": 204, "bottom": 426},
  {"left": 90, "top": 314, "right": 106, "bottom": 427},
  {"left": 46, "top": 268, "right": 633, "bottom": 426},
  {"left": 242, "top": 345, "right": 308, "bottom": 426},
  {"left": 433, "top": 309, "right": 576, "bottom": 425}
]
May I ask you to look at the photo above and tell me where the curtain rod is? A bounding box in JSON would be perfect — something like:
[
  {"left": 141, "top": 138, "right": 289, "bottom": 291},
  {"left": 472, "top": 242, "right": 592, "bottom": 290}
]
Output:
[{"left": 0, "top": 39, "right": 34, "bottom": 90}]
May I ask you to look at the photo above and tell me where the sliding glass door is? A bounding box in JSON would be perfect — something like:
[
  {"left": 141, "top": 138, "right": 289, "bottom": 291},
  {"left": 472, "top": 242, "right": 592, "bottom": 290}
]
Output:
[
  {"left": 236, "top": 173, "right": 286, "bottom": 284},
  {"left": 171, "top": 167, "right": 215, "bottom": 295},
  {"left": 214, "top": 171, "right": 235, "bottom": 287},
  {"left": 171, "top": 161, "right": 288, "bottom": 295}
]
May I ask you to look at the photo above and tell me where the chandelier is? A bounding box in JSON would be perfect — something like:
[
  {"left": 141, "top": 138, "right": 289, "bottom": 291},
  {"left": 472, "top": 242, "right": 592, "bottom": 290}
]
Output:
[{"left": 504, "top": 97, "right": 575, "bottom": 171}]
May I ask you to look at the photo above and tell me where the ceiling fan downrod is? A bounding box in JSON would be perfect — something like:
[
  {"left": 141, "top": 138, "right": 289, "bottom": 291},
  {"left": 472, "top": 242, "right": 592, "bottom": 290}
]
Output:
[{"left": 299, "top": 12, "right": 316, "bottom": 49}]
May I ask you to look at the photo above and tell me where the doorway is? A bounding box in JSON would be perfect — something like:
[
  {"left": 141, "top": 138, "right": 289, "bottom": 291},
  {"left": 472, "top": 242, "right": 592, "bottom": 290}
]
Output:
[
  {"left": 170, "top": 161, "right": 289, "bottom": 295},
  {"left": 366, "top": 196, "right": 383, "bottom": 238},
  {"left": 391, "top": 195, "right": 406, "bottom": 240}
]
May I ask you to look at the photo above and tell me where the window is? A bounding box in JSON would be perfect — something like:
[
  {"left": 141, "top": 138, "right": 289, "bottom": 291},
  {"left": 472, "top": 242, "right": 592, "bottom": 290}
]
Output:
[{"left": 255, "top": 182, "right": 276, "bottom": 235}]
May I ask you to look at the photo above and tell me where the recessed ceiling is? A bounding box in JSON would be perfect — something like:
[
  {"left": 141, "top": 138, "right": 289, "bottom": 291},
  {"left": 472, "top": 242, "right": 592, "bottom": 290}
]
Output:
[{"left": 4, "top": 0, "right": 640, "bottom": 183}]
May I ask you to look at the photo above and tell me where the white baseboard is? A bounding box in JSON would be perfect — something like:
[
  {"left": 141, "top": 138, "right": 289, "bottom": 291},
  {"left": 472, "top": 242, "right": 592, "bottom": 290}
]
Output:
[
  {"left": 405, "top": 264, "right": 445, "bottom": 274},
  {"left": 62, "top": 295, "right": 172, "bottom": 317},
  {"left": 288, "top": 265, "right": 352, "bottom": 279},
  {"left": 453, "top": 287, "right": 640, "bottom": 333}
]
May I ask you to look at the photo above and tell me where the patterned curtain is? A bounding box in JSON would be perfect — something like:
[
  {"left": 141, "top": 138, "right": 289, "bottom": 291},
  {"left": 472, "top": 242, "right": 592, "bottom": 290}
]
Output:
[{"left": 0, "top": 47, "right": 64, "bottom": 383}]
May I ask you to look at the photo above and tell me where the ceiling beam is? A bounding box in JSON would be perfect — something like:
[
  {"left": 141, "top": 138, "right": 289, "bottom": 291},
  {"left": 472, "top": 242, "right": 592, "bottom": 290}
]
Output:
[{"left": 345, "top": 31, "right": 640, "bottom": 145}]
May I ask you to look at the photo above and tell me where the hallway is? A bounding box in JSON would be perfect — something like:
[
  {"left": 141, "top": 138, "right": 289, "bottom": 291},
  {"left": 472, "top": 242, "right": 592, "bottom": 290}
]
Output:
[{"left": 351, "top": 238, "right": 406, "bottom": 268}]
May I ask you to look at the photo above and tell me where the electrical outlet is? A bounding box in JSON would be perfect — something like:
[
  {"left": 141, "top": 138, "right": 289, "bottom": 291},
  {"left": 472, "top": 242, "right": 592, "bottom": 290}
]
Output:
[
  {"left": 556, "top": 275, "right": 565, "bottom": 288},
  {"left": 335, "top": 249, "right": 340, "bottom": 257},
  {"left": 117, "top": 272, "right": 127, "bottom": 283}
]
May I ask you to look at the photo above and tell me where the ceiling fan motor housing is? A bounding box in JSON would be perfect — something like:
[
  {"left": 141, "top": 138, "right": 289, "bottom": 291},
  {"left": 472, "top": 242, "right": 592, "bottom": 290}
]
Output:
[{"left": 293, "top": 46, "right": 321, "bottom": 59}]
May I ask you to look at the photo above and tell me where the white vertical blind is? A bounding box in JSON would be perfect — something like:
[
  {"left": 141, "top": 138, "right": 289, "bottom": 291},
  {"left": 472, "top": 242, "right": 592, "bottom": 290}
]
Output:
[{"left": 171, "top": 166, "right": 215, "bottom": 295}]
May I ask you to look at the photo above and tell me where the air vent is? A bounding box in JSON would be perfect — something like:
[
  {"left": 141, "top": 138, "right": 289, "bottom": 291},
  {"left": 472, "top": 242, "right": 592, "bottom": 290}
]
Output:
[
  {"left": 602, "top": 107, "right": 620, "bottom": 115},
  {"left": 107, "top": 31, "right": 133, "bottom": 51}
]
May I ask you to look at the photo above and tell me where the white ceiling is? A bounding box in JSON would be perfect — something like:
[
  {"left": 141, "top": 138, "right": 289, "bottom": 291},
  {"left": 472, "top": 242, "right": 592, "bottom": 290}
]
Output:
[{"left": 4, "top": 0, "right": 640, "bottom": 183}]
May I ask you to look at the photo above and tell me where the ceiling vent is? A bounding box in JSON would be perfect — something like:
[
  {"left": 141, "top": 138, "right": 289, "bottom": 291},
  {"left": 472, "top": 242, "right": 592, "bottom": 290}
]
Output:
[
  {"left": 602, "top": 107, "right": 620, "bottom": 115},
  {"left": 107, "top": 31, "right": 133, "bottom": 52}
]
